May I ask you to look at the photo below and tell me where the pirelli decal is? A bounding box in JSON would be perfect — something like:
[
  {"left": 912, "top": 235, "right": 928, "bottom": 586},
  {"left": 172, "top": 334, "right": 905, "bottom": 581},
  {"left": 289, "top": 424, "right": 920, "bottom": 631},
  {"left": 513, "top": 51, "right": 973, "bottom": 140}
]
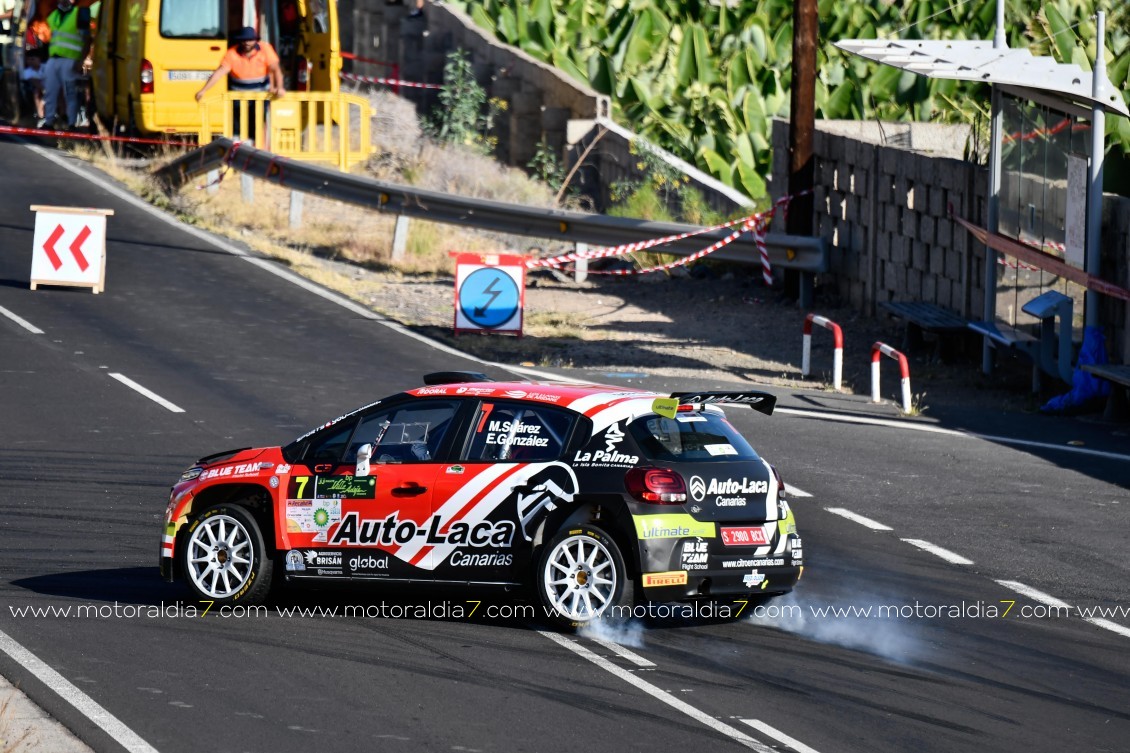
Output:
[{"left": 643, "top": 570, "right": 689, "bottom": 588}]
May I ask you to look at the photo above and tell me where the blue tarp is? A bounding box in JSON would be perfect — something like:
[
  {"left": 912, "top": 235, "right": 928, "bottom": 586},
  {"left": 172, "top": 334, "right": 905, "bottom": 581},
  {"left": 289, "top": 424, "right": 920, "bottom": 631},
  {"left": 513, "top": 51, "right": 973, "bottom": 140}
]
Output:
[{"left": 1040, "top": 325, "right": 1111, "bottom": 414}]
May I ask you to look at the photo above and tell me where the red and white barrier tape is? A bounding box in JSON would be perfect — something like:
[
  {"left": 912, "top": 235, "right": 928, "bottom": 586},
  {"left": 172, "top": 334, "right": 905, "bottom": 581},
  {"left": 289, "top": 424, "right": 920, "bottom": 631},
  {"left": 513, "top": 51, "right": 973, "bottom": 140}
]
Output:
[
  {"left": 802, "top": 313, "right": 844, "bottom": 390},
  {"left": 0, "top": 123, "right": 195, "bottom": 148},
  {"left": 341, "top": 71, "right": 443, "bottom": 90}
]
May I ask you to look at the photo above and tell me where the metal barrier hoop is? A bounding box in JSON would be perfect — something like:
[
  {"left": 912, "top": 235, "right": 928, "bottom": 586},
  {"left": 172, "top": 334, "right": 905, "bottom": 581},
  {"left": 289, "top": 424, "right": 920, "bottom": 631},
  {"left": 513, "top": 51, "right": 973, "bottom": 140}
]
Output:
[
  {"left": 871, "top": 341, "right": 912, "bottom": 413},
  {"left": 801, "top": 313, "right": 844, "bottom": 390}
]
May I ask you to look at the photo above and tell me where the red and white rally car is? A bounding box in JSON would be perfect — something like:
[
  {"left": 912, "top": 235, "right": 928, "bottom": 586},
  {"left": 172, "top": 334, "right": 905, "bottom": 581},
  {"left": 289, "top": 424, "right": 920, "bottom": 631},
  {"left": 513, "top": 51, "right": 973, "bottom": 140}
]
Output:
[{"left": 160, "top": 372, "right": 803, "bottom": 626}]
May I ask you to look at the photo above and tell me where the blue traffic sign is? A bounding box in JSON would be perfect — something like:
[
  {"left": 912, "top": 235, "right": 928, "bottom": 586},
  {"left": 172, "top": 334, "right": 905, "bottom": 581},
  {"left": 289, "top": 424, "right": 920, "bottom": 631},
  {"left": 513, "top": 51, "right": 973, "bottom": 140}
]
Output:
[{"left": 458, "top": 267, "right": 520, "bottom": 329}]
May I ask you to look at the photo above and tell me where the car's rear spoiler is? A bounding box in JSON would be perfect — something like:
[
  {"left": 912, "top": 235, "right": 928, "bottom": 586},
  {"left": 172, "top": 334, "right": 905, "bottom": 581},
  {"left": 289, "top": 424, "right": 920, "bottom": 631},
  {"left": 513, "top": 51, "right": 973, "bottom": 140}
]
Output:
[{"left": 670, "top": 391, "right": 777, "bottom": 416}]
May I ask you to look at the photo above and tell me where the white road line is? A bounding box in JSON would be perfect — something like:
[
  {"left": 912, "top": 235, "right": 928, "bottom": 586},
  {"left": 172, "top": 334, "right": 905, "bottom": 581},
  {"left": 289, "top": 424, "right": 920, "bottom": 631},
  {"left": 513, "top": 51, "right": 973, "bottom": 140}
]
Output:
[
  {"left": 0, "top": 305, "right": 44, "bottom": 334},
  {"left": 824, "top": 507, "right": 892, "bottom": 531},
  {"left": 108, "top": 373, "right": 185, "bottom": 413},
  {"left": 900, "top": 539, "right": 973, "bottom": 565},
  {"left": 537, "top": 631, "right": 774, "bottom": 753},
  {"left": 741, "top": 720, "right": 822, "bottom": 753},
  {"left": 585, "top": 638, "right": 656, "bottom": 668},
  {"left": 0, "top": 628, "right": 158, "bottom": 753},
  {"left": 995, "top": 580, "right": 1073, "bottom": 610},
  {"left": 775, "top": 407, "right": 1130, "bottom": 462},
  {"left": 784, "top": 484, "right": 812, "bottom": 498},
  {"left": 1084, "top": 618, "right": 1130, "bottom": 639}
]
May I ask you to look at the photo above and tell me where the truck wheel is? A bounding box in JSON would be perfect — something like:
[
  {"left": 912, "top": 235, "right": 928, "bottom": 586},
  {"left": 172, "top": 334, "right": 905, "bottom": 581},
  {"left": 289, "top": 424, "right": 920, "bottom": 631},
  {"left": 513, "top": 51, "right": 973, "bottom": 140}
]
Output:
[
  {"left": 181, "top": 504, "right": 273, "bottom": 606},
  {"left": 537, "top": 525, "right": 631, "bottom": 630}
]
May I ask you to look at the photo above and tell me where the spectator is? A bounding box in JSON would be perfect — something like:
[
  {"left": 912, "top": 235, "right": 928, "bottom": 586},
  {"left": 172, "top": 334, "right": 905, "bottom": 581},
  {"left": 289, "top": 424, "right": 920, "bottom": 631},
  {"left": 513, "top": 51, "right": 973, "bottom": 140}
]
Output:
[
  {"left": 386, "top": 0, "right": 425, "bottom": 19},
  {"left": 195, "top": 25, "right": 285, "bottom": 141},
  {"left": 40, "top": 0, "right": 92, "bottom": 129},
  {"left": 21, "top": 50, "right": 46, "bottom": 121}
]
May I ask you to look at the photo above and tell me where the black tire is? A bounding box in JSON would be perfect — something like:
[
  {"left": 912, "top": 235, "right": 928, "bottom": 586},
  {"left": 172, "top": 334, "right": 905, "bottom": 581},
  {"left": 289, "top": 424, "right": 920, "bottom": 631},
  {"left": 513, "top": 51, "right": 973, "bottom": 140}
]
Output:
[
  {"left": 180, "top": 504, "right": 273, "bottom": 606},
  {"left": 536, "top": 524, "right": 633, "bottom": 630}
]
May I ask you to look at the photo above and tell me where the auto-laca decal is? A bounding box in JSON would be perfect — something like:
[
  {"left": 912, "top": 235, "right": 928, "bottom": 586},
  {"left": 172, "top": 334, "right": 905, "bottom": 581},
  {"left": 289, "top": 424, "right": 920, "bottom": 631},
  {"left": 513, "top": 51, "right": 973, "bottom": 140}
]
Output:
[
  {"left": 687, "top": 457, "right": 779, "bottom": 521},
  {"left": 288, "top": 461, "right": 580, "bottom": 574}
]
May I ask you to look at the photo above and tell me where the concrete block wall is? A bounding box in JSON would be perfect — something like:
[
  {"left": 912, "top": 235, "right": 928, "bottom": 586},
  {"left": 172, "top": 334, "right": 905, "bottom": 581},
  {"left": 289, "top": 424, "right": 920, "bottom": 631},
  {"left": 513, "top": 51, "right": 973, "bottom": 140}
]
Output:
[{"left": 771, "top": 119, "right": 1128, "bottom": 359}]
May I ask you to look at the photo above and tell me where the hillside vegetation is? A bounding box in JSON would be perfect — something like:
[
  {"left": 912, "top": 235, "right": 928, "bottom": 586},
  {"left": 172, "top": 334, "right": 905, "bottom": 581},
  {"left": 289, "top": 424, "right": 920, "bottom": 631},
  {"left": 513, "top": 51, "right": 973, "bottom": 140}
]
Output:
[{"left": 448, "top": 0, "right": 1130, "bottom": 199}]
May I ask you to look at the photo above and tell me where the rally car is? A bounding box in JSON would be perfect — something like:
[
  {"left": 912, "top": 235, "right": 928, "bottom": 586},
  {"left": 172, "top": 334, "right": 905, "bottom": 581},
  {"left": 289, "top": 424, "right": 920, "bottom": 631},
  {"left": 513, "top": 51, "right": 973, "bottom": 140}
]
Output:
[{"left": 160, "top": 372, "right": 803, "bottom": 626}]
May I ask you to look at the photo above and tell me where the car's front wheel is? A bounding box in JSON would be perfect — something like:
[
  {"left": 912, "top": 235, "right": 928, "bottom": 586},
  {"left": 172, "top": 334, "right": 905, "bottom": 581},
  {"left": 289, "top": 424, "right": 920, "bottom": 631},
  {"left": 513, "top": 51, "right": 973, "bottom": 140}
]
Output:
[
  {"left": 181, "top": 504, "right": 273, "bottom": 606},
  {"left": 537, "top": 525, "right": 631, "bottom": 629}
]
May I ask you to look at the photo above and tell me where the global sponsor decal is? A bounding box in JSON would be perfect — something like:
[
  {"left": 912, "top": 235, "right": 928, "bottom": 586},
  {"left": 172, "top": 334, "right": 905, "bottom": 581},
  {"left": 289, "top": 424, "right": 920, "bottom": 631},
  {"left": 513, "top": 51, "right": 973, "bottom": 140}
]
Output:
[
  {"left": 633, "top": 514, "right": 715, "bottom": 540},
  {"left": 347, "top": 554, "right": 390, "bottom": 573},
  {"left": 329, "top": 512, "right": 516, "bottom": 548},
  {"left": 719, "top": 526, "right": 769, "bottom": 546},
  {"left": 643, "top": 570, "right": 689, "bottom": 588},
  {"left": 448, "top": 550, "right": 513, "bottom": 567}
]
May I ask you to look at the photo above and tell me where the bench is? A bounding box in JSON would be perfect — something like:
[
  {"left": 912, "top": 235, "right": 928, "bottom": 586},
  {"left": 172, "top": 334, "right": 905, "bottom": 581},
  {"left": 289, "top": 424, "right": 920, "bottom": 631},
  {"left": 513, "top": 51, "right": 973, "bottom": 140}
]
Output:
[
  {"left": 1081, "top": 364, "right": 1130, "bottom": 420},
  {"left": 969, "top": 290, "right": 1075, "bottom": 388},
  {"left": 878, "top": 301, "right": 970, "bottom": 361}
]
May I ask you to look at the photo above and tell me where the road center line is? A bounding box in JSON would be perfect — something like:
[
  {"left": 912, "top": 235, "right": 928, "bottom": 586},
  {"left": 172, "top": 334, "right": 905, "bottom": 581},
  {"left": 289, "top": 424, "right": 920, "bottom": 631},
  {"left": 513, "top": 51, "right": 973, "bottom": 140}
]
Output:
[
  {"left": 824, "top": 507, "right": 892, "bottom": 531},
  {"left": 537, "top": 630, "right": 774, "bottom": 752},
  {"left": 108, "top": 373, "right": 185, "bottom": 413},
  {"left": 996, "top": 580, "right": 1130, "bottom": 640},
  {"left": 899, "top": 539, "right": 973, "bottom": 565},
  {"left": 585, "top": 638, "right": 656, "bottom": 668},
  {"left": 0, "top": 627, "right": 158, "bottom": 753},
  {"left": 0, "top": 305, "right": 44, "bottom": 335},
  {"left": 783, "top": 484, "right": 812, "bottom": 498},
  {"left": 741, "top": 720, "right": 822, "bottom": 753}
]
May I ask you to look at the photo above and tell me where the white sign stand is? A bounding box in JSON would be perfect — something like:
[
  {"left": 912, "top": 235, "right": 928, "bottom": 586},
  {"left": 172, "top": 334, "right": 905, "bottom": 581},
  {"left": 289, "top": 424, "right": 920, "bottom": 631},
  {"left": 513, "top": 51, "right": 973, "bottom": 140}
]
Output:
[{"left": 29, "top": 205, "right": 115, "bottom": 294}]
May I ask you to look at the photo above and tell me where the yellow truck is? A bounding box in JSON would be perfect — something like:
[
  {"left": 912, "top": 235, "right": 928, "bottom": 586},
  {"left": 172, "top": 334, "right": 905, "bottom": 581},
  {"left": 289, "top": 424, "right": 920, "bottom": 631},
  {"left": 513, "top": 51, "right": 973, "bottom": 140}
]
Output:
[{"left": 90, "top": 0, "right": 342, "bottom": 136}]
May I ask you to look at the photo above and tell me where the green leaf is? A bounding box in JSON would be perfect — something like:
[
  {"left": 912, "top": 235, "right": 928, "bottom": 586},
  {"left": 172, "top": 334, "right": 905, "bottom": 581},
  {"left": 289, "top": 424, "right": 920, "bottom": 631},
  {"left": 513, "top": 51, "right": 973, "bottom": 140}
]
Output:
[
  {"left": 736, "top": 159, "right": 767, "bottom": 199},
  {"left": 699, "top": 148, "right": 735, "bottom": 186},
  {"left": 588, "top": 53, "right": 615, "bottom": 95},
  {"left": 469, "top": 5, "right": 496, "bottom": 34},
  {"left": 1044, "top": 5, "right": 1076, "bottom": 64},
  {"left": 496, "top": 7, "right": 518, "bottom": 45}
]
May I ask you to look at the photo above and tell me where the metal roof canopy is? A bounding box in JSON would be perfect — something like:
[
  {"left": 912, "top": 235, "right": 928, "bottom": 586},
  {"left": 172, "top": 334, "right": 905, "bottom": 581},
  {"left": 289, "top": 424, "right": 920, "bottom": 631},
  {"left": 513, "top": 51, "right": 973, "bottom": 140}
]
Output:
[{"left": 834, "top": 39, "right": 1128, "bottom": 118}]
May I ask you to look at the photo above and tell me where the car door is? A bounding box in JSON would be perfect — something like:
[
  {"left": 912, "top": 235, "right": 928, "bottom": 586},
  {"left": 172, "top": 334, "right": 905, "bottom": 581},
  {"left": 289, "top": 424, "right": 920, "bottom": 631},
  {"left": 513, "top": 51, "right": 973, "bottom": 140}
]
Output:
[{"left": 280, "top": 399, "right": 462, "bottom": 579}]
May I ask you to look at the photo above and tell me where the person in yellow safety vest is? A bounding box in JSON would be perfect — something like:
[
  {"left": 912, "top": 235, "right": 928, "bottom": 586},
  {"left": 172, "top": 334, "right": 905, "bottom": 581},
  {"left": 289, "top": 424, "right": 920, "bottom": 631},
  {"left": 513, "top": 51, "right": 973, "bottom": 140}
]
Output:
[{"left": 40, "top": 0, "right": 92, "bottom": 129}]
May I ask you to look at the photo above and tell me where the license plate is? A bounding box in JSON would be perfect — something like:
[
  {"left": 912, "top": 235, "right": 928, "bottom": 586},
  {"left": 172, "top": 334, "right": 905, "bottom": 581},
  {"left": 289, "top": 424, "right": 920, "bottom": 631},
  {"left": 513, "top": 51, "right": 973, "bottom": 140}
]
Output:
[
  {"left": 167, "top": 70, "right": 212, "bottom": 82},
  {"left": 720, "top": 526, "right": 769, "bottom": 546}
]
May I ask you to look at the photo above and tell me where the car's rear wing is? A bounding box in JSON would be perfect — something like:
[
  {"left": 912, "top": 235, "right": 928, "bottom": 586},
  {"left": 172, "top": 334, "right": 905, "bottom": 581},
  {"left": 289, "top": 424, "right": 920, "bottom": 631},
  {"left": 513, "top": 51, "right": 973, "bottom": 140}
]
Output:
[{"left": 670, "top": 391, "right": 777, "bottom": 416}]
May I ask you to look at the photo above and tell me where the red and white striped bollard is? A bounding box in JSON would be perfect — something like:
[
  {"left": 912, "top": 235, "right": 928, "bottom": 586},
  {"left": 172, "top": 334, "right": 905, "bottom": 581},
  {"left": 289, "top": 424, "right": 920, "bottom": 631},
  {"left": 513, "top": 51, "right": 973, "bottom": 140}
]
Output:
[
  {"left": 801, "top": 314, "right": 843, "bottom": 390},
  {"left": 871, "top": 342, "right": 912, "bottom": 413}
]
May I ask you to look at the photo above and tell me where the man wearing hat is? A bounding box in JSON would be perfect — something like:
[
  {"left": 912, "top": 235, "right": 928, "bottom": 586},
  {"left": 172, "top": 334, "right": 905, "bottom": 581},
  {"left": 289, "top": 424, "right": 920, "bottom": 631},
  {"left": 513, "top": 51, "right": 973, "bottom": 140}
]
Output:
[{"left": 195, "top": 26, "right": 285, "bottom": 140}]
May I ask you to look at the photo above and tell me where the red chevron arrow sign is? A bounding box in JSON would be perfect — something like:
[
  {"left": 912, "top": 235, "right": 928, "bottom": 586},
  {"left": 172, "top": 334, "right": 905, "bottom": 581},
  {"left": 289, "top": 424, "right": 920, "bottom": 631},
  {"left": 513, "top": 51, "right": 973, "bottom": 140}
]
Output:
[{"left": 29, "top": 206, "right": 114, "bottom": 294}]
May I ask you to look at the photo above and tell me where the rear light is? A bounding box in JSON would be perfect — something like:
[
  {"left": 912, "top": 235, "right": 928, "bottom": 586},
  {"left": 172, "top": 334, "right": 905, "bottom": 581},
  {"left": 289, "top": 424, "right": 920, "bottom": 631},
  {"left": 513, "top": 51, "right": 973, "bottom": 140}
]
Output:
[
  {"left": 297, "top": 59, "right": 310, "bottom": 91},
  {"left": 140, "top": 59, "right": 154, "bottom": 93},
  {"left": 625, "top": 468, "right": 687, "bottom": 504},
  {"left": 676, "top": 404, "right": 697, "bottom": 412}
]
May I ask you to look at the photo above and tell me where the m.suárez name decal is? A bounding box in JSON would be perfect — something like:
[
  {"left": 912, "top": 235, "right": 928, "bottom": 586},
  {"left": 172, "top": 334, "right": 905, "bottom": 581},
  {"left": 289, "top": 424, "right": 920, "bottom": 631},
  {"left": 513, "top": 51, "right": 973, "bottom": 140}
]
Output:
[{"left": 330, "top": 512, "right": 515, "bottom": 547}]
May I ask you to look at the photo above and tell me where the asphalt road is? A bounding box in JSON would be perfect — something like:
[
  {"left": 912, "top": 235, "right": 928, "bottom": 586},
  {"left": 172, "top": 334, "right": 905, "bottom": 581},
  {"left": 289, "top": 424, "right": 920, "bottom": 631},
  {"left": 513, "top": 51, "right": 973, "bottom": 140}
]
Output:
[{"left": 0, "top": 137, "right": 1128, "bottom": 753}]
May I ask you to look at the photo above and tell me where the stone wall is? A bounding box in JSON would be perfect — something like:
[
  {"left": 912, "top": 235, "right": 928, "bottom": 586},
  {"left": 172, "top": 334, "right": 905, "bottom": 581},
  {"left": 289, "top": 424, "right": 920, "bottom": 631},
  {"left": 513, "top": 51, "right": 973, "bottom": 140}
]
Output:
[
  {"left": 340, "top": 1, "right": 751, "bottom": 214},
  {"left": 770, "top": 119, "right": 1129, "bottom": 361}
]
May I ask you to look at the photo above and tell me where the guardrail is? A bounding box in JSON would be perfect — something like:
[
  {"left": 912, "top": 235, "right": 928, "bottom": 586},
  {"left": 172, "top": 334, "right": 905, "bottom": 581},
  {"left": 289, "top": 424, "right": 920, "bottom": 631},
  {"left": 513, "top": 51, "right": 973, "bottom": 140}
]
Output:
[
  {"left": 154, "top": 139, "right": 828, "bottom": 289},
  {"left": 198, "top": 92, "right": 373, "bottom": 172}
]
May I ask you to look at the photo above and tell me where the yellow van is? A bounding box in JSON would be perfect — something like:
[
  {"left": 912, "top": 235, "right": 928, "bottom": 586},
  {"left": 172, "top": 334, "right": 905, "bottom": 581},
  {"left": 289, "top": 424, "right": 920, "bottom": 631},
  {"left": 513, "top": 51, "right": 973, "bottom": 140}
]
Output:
[{"left": 91, "top": 0, "right": 341, "bottom": 136}]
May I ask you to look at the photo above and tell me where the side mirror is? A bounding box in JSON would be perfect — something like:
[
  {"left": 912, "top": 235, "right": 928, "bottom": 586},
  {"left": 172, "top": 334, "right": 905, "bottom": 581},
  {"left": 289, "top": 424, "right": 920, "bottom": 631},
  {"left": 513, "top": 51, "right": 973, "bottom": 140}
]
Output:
[{"left": 355, "top": 443, "right": 372, "bottom": 477}]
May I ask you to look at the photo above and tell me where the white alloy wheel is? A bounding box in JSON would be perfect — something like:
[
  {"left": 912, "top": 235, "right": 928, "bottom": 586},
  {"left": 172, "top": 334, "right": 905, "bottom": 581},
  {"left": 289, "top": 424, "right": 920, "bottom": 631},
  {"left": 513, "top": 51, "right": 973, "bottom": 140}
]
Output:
[
  {"left": 186, "top": 513, "right": 255, "bottom": 599},
  {"left": 542, "top": 533, "right": 619, "bottom": 622}
]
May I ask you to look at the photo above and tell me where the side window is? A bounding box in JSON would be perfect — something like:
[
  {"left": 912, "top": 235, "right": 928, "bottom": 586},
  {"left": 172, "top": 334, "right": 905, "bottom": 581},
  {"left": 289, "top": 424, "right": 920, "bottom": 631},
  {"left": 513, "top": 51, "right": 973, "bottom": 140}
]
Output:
[
  {"left": 304, "top": 421, "right": 356, "bottom": 465},
  {"left": 350, "top": 401, "right": 459, "bottom": 464},
  {"left": 465, "top": 402, "right": 575, "bottom": 462}
]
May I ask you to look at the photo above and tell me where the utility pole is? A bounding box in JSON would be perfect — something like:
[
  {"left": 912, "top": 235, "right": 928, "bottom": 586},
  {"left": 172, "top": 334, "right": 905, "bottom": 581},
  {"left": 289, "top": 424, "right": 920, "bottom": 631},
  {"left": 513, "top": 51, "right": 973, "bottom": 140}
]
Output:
[{"left": 786, "top": 0, "right": 817, "bottom": 307}]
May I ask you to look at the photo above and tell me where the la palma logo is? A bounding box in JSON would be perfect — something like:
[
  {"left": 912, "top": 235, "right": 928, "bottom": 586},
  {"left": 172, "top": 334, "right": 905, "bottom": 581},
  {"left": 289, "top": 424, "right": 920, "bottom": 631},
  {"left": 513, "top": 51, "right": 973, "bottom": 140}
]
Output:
[{"left": 689, "top": 475, "right": 707, "bottom": 502}]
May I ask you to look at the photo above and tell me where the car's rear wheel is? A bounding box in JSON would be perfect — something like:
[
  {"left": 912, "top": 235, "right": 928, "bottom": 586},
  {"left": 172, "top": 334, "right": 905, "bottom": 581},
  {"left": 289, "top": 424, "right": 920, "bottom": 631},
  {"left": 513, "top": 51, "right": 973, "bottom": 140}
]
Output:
[
  {"left": 537, "top": 525, "right": 631, "bottom": 629},
  {"left": 181, "top": 504, "right": 273, "bottom": 606}
]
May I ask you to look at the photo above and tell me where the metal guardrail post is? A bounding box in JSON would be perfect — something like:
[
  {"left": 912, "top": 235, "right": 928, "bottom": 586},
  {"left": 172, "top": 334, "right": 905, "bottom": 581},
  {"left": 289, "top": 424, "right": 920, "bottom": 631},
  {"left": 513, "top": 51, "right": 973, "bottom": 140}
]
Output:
[
  {"left": 575, "top": 243, "right": 589, "bottom": 283},
  {"left": 391, "top": 215, "right": 410, "bottom": 262},
  {"left": 290, "top": 191, "right": 304, "bottom": 229}
]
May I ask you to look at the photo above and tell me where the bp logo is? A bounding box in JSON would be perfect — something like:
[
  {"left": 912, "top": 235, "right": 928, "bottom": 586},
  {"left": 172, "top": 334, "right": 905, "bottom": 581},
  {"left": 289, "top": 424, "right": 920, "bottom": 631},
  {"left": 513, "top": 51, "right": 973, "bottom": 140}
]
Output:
[{"left": 689, "top": 475, "right": 707, "bottom": 503}]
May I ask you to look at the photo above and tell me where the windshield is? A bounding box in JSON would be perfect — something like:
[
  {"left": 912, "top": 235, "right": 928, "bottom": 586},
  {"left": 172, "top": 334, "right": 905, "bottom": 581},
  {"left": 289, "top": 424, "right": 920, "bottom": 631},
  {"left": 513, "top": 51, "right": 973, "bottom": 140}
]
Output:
[
  {"left": 160, "top": 0, "right": 225, "bottom": 39},
  {"left": 628, "top": 410, "right": 759, "bottom": 463}
]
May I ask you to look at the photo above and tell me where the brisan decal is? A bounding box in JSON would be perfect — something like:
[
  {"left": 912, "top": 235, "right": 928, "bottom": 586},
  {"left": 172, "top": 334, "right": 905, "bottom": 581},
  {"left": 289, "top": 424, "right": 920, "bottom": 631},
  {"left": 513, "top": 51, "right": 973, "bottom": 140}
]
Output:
[
  {"left": 303, "top": 550, "right": 343, "bottom": 567},
  {"left": 329, "top": 512, "right": 516, "bottom": 548},
  {"left": 448, "top": 550, "right": 513, "bottom": 567}
]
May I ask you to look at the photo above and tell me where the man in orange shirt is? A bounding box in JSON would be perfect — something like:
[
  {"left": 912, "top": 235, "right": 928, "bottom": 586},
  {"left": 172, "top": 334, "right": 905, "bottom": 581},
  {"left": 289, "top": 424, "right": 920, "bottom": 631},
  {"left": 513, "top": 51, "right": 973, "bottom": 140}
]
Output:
[{"left": 195, "top": 26, "right": 284, "bottom": 141}]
